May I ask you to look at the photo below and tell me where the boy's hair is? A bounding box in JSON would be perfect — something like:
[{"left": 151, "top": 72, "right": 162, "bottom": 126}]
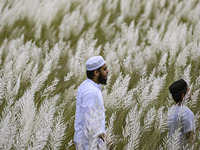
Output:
[{"left": 169, "top": 79, "right": 187, "bottom": 103}]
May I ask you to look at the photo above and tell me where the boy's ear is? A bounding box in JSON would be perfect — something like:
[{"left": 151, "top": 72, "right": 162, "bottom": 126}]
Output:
[{"left": 181, "top": 93, "right": 185, "bottom": 99}]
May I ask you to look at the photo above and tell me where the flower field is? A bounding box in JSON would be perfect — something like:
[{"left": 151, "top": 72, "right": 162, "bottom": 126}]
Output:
[{"left": 1, "top": 0, "right": 200, "bottom": 149}]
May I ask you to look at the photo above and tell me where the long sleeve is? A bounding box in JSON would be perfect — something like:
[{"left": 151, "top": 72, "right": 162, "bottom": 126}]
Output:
[{"left": 82, "top": 91, "right": 104, "bottom": 135}]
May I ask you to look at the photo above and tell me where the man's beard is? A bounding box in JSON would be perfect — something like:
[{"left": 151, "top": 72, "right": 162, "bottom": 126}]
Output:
[{"left": 98, "top": 71, "right": 107, "bottom": 85}]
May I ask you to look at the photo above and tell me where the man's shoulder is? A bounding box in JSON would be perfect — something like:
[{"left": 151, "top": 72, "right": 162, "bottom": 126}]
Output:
[
  {"left": 78, "top": 79, "right": 97, "bottom": 94},
  {"left": 78, "top": 80, "right": 98, "bottom": 100},
  {"left": 79, "top": 79, "right": 93, "bottom": 89}
]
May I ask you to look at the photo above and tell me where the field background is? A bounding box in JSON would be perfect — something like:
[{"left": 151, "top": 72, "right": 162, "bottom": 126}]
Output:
[{"left": 1, "top": 0, "right": 200, "bottom": 149}]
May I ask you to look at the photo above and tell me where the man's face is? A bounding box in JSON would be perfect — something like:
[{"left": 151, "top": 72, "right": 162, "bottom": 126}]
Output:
[{"left": 97, "top": 64, "right": 108, "bottom": 85}]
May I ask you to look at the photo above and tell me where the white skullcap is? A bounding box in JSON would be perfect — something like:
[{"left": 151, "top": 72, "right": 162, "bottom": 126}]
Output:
[{"left": 86, "top": 56, "right": 105, "bottom": 71}]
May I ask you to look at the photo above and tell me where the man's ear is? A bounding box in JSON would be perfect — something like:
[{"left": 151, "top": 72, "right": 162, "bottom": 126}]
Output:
[{"left": 94, "top": 70, "right": 99, "bottom": 76}]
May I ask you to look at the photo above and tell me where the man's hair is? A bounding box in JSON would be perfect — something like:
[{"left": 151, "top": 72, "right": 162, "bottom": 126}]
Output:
[
  {"left": 86, "top": 67, "right": 101, "bottom": 79},
  {"left": 169, "top": 79, "right": 188, "bottom": 103}
]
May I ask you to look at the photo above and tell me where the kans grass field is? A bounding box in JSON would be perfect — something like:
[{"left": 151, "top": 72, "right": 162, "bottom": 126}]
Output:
[{"left": 1, "top": 0, "right": 200, "bottom": 149}]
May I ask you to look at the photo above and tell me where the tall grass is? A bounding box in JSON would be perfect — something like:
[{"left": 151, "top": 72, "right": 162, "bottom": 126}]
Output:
[{"left": 1, "top": 0, "right": 200, "bottom": 149}]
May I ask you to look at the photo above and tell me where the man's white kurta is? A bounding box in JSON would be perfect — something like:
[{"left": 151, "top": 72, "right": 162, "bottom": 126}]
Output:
[
  {"left": 168, "top": 105, "right": 195, "bottom": 146},
  {"left": 74, "top": 78, "right": 106, "bottom": 149}
]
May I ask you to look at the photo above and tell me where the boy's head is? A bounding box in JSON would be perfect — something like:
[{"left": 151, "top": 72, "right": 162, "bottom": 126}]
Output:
[{"left": 169, "top": 79, "right": 188, "bottom": 103}]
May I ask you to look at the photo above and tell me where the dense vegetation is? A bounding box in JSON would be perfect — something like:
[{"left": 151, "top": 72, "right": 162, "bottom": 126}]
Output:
[{"left": 1, "top": 0, "right": 200, "bottom": 149}]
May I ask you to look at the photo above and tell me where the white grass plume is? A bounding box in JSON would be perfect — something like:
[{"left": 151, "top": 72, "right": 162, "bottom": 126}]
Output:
[
  {"left": 15, "top": 88, "right": 36, "bottom": 149},
  {"left": 29, "top": 94, "right": 60, "bottom": 150},
  {"left": 84, "top": 104, "right": 106, "bottom": 150},
  {"left": 105, "top": 0, "right": 119, "bottom": 12},
  {"left": 67, "top": 36, "right": 101, "bottom": 83},
  {"left": 42, "top": 77, "right": 59, "bottom": 98},
  {"left": 194, "top": 112, "right": 200, "bottom": 132},
  {"left": 169, "top": 128, "right": 182, "bottom": 150},
  {"left": 106, "top": 112, "right": 116, "bottom": 141},
  {"left": 155, "top": 107, "right": 168, "bottom": 133},
  {"left": 0, "top": 98, "right": 18, "bottom": 149},
  {"left": 43, "top": 43, "right": 62, "bottom": 71},
  {"left": 175, "top": 47, "right": 190, "bottom": 68},
  {"left": 143, "top": 107, "right": 156, "bottom": 132},
  {"left": 0, "top": 77, "right": 6, "bottom": 102},
  {"left": 103, "top": 73, "right": 131, "bottom": 109},
  {"left": 123, "top": 104, "right": 141, "bottom": 150},
  {"left": 149, "top": 74, "right": 167, "bottom": 101},
  {"left": 189, "top": 89, "right": 200, "bottom": 109},
  {"left": 158, "top": 52, "right": 168, "bottom": 74},
  {"left": 181, "top": 64, "right": 191, "bottom": 86},
  {"left": 120, "top": 0, "right": 141, "bottom": 19},
  {"left": 5, "top": 73, "right": 21, "bottom": 100},
  {"left": 137, "top": 69, "right": 167, "bottom": 110},
  {"left": 49, "top": 110, "right": 67, "bottom": 150},
  {"left": 104, "top": 50, "right": 120, "bottom": 76},
  {"left": 30, "top": 60, "right": 52, "bottom": 93},
  {"left": 1, "top": 0, "right": 200, "bottom": 149},
  {"left": 82, "top": 0, "right": 103, "bottom": 23},
  {"left": 59, "top": 9, "right": 85, "bottom": 40},
  {"left": 163, "top": 19, "right": 187, "bottom": 66},
  {"left": 100, "top": 13, "right": 115, "bottom": 40}
]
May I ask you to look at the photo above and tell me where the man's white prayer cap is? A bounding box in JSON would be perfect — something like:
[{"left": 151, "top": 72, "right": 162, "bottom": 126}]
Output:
[{"left": 86, "top": 56, "right": 105, "bottom": 71}]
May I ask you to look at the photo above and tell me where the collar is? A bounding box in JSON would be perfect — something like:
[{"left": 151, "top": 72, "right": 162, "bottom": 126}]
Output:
[{"left": 87, "top": 78, "right": 101, "bottom": 90}]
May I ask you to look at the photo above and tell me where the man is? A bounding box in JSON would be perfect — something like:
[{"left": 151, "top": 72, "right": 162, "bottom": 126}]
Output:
[
  {"left": 74, "top": 56, "right": 113, "bottom": 150},
  {"left": 168, "top": 79, "right": 195, "bottom": 148}
]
